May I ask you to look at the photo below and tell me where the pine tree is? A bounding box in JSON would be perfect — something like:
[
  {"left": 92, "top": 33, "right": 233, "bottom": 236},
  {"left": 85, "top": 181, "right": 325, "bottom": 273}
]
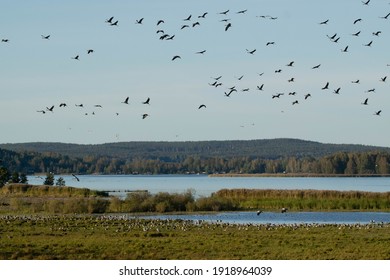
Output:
[{"left": 44, "top": 172, "right": 55, "bottom": 186}]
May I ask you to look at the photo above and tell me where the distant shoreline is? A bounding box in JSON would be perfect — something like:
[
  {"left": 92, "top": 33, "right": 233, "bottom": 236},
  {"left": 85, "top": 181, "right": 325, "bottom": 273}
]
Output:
[{"left": 209, "top": 173, "right": 390, "bottom": 178}]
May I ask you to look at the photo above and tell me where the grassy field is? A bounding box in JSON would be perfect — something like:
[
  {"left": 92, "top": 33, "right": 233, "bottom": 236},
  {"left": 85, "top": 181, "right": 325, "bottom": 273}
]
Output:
[{"left": 1, "top": 215, "right": 390, "bottom": 260}]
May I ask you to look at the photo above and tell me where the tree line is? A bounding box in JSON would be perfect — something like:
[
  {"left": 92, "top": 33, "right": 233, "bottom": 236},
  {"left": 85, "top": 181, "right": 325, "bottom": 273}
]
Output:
[{"left": 1, "top": 147, "right": 390, "bottom": 177}]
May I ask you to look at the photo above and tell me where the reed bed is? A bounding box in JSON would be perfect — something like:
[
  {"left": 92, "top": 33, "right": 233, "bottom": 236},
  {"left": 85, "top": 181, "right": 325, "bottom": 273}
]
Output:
[{"left": 214, "top": 189, "right": 390, "bottom": 211}]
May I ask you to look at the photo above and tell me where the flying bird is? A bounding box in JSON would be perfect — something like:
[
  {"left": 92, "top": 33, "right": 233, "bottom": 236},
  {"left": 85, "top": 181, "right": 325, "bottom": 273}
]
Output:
[
  {"left": 110, "top": 20, "right": 119, "bottom": 26},
  {"left": 362, "top": 0, "right": 370, "bottom": 5},
  {"left": 142, "top": 97, "right": 150, "bottom": 105},
  {"left": 364, "top": 41, "right": 373, "bottom": 47},
  {"left": 353, "top": 18, "right": 362, "bottom": 24},
  {"left": 341, "top": 46, "right": 349, "bottom": 52},
  {"left": 198, "top": 12, "right": 208, "bottom": 18},
  {"left": 172, "top": 55, "right": 181, "bottom": 61},
  {"left": 333, "top": 87, "right": 341, "bottom": 94},
  {"left": 380, "top": 76, "right": 387, "bottom": 82},
  {"left": 322, "top": 82, "right": 329, "bottom": 90},
  {"left": 361, "top": 98, "right": 369, "bottom": 105},
  {"left": 157, "top": 19, "right": 165, "bottom": 25},
  {"left": 46, "top": 105, "right": 54, "bottom": 112},
  {"left": 374, "top": 110, "right": 382, "bottom": 116},
  {"left": 319, "top": 19, "right": 329, "bottom": 25},
  {"left": 312, "top": 64, "right": 321, "bottom": 69},
  {"left": 135, "top": 18, "right": 144, "bottom": 24},
  {"left": 41, "top": 35, "right": 50, "bottom": 39},
  {"left": 198, "top": 104, "right": 206, "bottom": 109},
  {"left": 286, "top": 61, "right": 294, "bottom": 67},
  {"left": 122, "top": 97, "right": 129, "bottom": 104},
  {"left": 71, "top": 55, "right": 79, "bottom": 60},
  {"left": 225, "top": 22, "right": 232, "bottom": 31},
  {"left": 246, "top": 49, "right": 256, "bottom": 54},
  {"left": 380, "top": 12, "right": 390, "bottom": 19},
  {"left": 236, "top": 9, "right": 248, "bottom": 14},
  {"left": 71, "top": 174, "right": 80, "bottom": 181},
  {"left": 87, "top": 49, "right": 94, "bottom": 54},
  {"left": 142, "top": 113, "right": 149, "bottom": 119},
  {"left": 219, "top": 10, "right": 229, "bottom": 15},
  {"left": 304, "top": 93, "right": 311, "bottom": 100},
  {"left": 105, "top": 16, "right": 114, "bottom": 23},
  {"left": 183, "top": 15, "right": 192, "bottom": 21},
  {"left": 196, "top": 50, "right": 206, "bottom": 54},
  {"left": 257, "top": 84, "right": 264, "bottom": 91}
]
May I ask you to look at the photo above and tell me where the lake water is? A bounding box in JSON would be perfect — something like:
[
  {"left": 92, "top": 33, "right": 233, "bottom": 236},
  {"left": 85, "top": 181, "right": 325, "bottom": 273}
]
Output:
[
  {"left": 27, "top": 174, "right": 390, "bottom": 224},
  {"left": 140, "top": 211, "right": 390, "bottom": 225},
  {"left": 27, "top": 174, "right": 390, "bottom": 198}
]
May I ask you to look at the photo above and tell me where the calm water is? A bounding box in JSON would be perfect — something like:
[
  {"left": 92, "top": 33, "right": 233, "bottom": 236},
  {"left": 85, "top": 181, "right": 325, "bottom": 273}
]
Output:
[
  {"left": 27, "top": 174, "right": 390, "bottom": 224},
  {"left": 27, "top": 174, "right": 390, "bottom": 198},
  {"left": 140, "top": 211, "right": 390, "bottom": 225}
]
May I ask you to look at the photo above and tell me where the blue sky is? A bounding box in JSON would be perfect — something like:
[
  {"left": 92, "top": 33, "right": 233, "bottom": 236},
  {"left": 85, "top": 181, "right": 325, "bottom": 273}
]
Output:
[{"left": 1, "top": 0, "right": 390, "bottom": 146}]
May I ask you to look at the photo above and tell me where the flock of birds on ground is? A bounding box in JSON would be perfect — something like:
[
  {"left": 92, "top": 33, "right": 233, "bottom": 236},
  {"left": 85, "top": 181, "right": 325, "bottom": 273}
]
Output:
[
  {"left": 2, "top": 1, "right": 390, "bottom": 124},
  {"left": 1, "top": 215, "right": 388, "bottom": 236}
]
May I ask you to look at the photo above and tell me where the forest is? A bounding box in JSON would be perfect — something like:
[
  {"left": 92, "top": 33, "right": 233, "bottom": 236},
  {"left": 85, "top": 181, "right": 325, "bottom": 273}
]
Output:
[{"left": 1, "top": 139, "right": 390, "bottom": 177}]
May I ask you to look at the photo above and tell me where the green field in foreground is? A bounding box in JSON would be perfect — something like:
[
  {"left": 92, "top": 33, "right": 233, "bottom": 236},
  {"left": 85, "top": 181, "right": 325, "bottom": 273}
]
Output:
[{"left": 1, "top": 215, "right": 390, "bottom": 260}]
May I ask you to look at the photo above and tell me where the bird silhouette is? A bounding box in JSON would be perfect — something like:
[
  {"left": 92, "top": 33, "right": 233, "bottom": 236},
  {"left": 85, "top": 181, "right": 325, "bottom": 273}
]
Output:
[
  {"left": 286, "top": 61, "right": 294, "bottom": 67},
  {"left": 351, "top": 31, "right": 361, "bottom": 36},
  {"left": 319, "top": 19, "right": 329, "bottom": 25},
  {"left": 372, "top": 31, "right": 382, "bottom": 36},
  {"left": 41, "top": 35, "right": 50, "bottom": 39},
  {"left": 198, "top": 12, "right": 208, "bottom": 18},
  {"left": 364, "top": 40, "right": 373, "bottom": 47},
  {"left": 361, "top": 98, "right": 369, "bottom": 105},
  {"left": 105, "top": 16, "right": 114, "bottom": 23},
  {"left": 142, "top": 113, "right": 149, "bottom": 119},
  {"left": 1, "top": 39, "right": 9, "bottom": 42},
  {"left": 236, "top": 9, "right": 248, "bottom": 14},
  {"left": 351, "top": 79, "right": 360, "bottom": 84},
  {"left": 380, "top": 76, "right": 387, "bottom": 82},
  {"left": 327, "top": 33, "right": 337, "bottom": 40},
  {"left": 75, "top": 104, "right": 84, "bottom": 107},
  {"left": 256, "top": 210, "right": 263, "bottom": 215},
  {"left": 281, "top": 207, "right": 288, "bottom": 213},
  {"left": 71, "top": 173, "right": 80, "bottom": 181},
  {"left": 183, "top": 15, "right": 192, "bottom": 21},
  {"left": 322, "top": 82, "right": 329, "bottom": 90},
  {"left": 142, "top": 97, "right": 150, "bottom": 105},
  {"left": 353, "top": 18, "right": 362, "bottom": 24},
  {"left": 59, "top": 103, "right": 67, "bottom": 107},
  {"left": 122, "top": 97, "right": 129, "bottom": 104},
  {"left": 87, "top": 49, "right": 94, "bottom": 54},
  {"left": 292, "top": 100, "right": 299, "bottom": 105},
  {"left": 333, "top": 87, "right": 341, "bottom": 94},
  {"left": 312, "top": 64, "right": 321, "bottom": 69},
  {"left": 135, "top": 18, "right": 144, "bottom": 24},
  {"left": 110, "top": 20, "right": 118, "bottom": 26},
  {"left": 196, "top": 50, "right": 206, "bottom": 54},
  {"left": 374, "top": 110, "right": 382, "bottom": 116},
  {"left": 246, "top": 49, "right": 256, "bottom": 54},
  {"left": 366, "top": 88, "right": 375, "bottom": 93},
  {"left": 37, "top": 110, "right": 46, "bottom": 114},
  {"left": 272, "top": 93, "right": 284, "bottom": 98},
  {"left": 266, "top": 41, "right": 275, "bottom": 46},
  {"left": 219, "top": 10, "right": 229, "bottom": 15},
  {"left": 341, "top": 46, "right": 349, "bottom": 52},
  {"left": 157, "top": 19, "right": 164, "bottom": 25},
  {"left": 362, "top": 0, "right": 370, "bottom": 5},
  {"left": 172, "top": 55, "right": 181, "bottom": 61},
  {"left": 257, "top": 84, "right": 264, "bottom": 91},
  {"left": 198, "top": 104, "right": 206, "bottom": 109},
  {"left": 46, "top": 105, "right": 54, "bottom": 112},
  {"left": 225, "top": 22, "right": 232, "bottom": 31},
  {"left": 72, "top": 55, "right": 79, "bottom": 60},
  {"left": 380, "top": 12, "right": 390, "bottom": 19},
  {"left": 192, "top": 22, "right": 200, "bottom": 27},
  {"left": 304, "top": 93, "right": 311, "bottom": 99}
]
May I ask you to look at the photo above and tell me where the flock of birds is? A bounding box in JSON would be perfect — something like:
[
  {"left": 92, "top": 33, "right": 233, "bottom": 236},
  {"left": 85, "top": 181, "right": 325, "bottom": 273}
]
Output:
[{"left": 2, "top": 1, "right": 389, "bottom": 132}]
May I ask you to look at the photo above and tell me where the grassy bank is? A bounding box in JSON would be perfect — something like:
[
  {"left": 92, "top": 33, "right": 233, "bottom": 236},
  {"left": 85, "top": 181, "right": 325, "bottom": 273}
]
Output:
[
  {"left": 1, "top": 215, "right": 390, "bottom": 260},
  {"left": 1, "top": 184, "right": 390, "bottom": 214}
]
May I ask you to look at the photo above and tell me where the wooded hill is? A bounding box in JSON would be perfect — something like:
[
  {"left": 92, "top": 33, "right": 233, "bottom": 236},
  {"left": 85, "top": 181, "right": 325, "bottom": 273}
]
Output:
[
  {"left": 1, "top": 138, "right": 390, "bottom": 175},
  {"left": 1, "top": 138, "right": 389, "bottom": 161}
]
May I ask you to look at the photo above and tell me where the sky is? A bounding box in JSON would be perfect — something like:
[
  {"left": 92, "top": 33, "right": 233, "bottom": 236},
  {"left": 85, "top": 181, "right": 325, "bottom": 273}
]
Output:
[{"left": 1, "top": 0, "right": 390, "bottom": 147}]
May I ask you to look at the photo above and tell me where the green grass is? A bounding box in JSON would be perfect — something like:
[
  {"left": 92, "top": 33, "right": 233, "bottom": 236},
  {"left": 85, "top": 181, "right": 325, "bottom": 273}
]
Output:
[{"left": 1, "top": 215, "right": 390, "bottom": 260}]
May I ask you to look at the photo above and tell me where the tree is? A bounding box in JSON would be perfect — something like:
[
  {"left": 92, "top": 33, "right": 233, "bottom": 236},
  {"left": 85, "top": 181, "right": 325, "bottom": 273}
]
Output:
[
  {"left": 44, "top": 172, "right": 55, "bottom": 186},
  {"left": 0, "top": 167, "right": 10, "bottom": 187},
  {"left": 55, "top": 177, "right": 66, "bottom": 187},
  {"left": 11, "top": 172, "right": 20, "bottom": 183},
  {"left": 20, "top": 173, "right": 28, "bottom": 183}
]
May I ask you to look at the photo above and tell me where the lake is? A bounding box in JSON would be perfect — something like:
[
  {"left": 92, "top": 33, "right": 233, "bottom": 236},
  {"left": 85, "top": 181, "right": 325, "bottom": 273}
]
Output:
[
  {"left": 27, "top": 174, "right": 390, "bottom": 198},
  {"left": 26, "top": 174, "right": 390, "bottom": 224},
  {"left": 139, "top": 211, "right": 390, "bottom": 225}
]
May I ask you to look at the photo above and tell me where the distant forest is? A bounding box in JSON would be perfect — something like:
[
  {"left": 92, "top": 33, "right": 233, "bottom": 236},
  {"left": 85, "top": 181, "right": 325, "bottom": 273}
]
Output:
[{"left": 1, "top": 139, "right": 390, "bottom": 175}]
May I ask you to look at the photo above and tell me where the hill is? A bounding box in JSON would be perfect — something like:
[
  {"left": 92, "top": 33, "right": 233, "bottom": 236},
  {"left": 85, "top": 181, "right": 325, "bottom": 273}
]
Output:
[{"left": 1, "top": 138, "right": 389, "bottom": 161}]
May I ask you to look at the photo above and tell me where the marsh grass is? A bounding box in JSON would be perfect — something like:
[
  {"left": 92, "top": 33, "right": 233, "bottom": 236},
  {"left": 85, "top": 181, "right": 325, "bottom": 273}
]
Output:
[
  {"left": 214, "top": 189, "right": 390, "bottom": 211},
  {"left": 1, "top": 215, "right": 390, "bottom": 260}
]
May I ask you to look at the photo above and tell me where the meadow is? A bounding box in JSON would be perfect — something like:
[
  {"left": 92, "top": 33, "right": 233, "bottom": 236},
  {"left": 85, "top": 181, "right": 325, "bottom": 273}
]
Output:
[
  {"left": 1, "top": 184, "right": 390, "bottom": 259},
  {"left": 1, "top": 214, "right": 390, "bottom": 260}
]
